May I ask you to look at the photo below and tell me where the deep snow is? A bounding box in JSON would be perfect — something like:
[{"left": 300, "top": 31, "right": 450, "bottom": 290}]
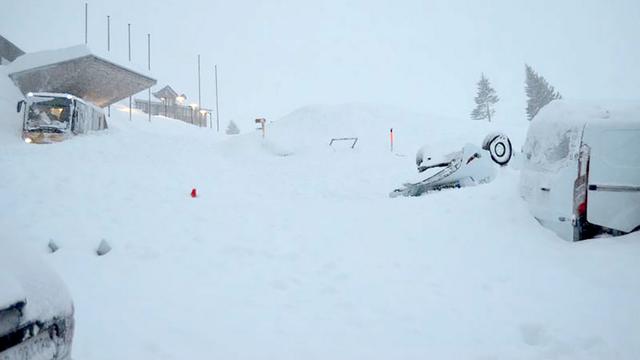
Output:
[{"left": 1, "top": 66, "right": 640, "bottom": 359}]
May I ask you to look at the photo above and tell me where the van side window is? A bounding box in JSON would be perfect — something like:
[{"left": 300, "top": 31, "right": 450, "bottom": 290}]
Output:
[{"left": 544, "top": 131, "right": 571, "bottom": 164}]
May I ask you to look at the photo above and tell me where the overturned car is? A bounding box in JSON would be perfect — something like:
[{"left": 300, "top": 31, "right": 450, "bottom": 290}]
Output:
[{"left": 390, "top": 133, "right": 512, "bottom": 197}]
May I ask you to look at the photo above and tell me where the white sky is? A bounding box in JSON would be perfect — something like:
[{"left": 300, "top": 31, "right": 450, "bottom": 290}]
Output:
[{"left": 2, "top": 0, "right": 640, "bottom": 125}]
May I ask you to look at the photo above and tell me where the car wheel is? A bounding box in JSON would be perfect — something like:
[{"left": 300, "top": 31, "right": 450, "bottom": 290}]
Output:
[
  {"left": 415, "top": 145, "right": 432, "bottom": 167},
  {"left": 482, "top": 132, "right": 512, "bottom": 166}
]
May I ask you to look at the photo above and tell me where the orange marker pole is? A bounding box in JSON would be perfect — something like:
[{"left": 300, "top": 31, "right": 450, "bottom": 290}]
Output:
[{"left": 390, "top": 128, "right": 394, "bottom": 152}]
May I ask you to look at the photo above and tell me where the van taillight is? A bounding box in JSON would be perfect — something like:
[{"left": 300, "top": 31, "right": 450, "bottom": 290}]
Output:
[{"left": 577, "top": 201, "right": 587, "bottom": 216}]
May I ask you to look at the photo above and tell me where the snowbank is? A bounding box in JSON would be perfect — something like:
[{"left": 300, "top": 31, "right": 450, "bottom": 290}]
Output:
[{"left": 262, "top": 103, "right": 527, "bottom": 158}]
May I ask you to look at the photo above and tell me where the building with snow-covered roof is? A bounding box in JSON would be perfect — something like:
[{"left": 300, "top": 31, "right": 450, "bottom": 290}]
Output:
[
  {"left": 135, "top": 85, "right": 211, "bottom": 127},
  {"left": 6, "top": 44, "right": 156, "bottom": 108}
]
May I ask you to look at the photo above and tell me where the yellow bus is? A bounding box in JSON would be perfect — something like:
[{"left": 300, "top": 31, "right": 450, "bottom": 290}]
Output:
[{"left": 17, "top": 92, "right": 107, "bottom": 144}]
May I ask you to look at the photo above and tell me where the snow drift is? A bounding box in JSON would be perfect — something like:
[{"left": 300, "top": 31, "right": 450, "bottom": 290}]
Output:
[{"left": 1, "top": 67, "right": 640, "bottom": 359}]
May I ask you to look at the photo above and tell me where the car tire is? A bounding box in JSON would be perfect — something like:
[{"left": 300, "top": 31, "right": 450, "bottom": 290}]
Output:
[
  {"left": 482, "top": 132, "right": 512, "bottom": 166},
  {"left": 415, "top": 145, "right": 432, "bottom": 167}
]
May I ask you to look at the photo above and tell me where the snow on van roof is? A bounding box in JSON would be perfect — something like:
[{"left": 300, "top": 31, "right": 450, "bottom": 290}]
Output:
[
  {"left": 535, "top": 100, "right": 640, "bottom": 127},
  {"left": 523, "top": 100, "right": 640, "bottom": 173}
]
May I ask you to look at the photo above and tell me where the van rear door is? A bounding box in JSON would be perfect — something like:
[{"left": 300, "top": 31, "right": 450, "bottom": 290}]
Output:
[{"left": 584, "top": 126, "right": 640, "bottom": 233}]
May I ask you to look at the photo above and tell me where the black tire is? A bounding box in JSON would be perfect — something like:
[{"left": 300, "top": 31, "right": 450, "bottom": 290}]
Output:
[
  {"left": 483, "top": 133, "right": 512, "bottom": 166},
  {"left": 415, "top": 145, "right": 432, "bottom": 167}
]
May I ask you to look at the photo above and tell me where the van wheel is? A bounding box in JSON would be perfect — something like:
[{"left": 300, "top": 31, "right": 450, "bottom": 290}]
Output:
[{"left": 482, "top": 133, "right": 512, "bottom": 166}]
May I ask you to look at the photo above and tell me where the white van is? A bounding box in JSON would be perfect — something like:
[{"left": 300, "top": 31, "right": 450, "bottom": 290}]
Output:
[{"left": 520, "top": 101, "right": 640, "bottom": 241}]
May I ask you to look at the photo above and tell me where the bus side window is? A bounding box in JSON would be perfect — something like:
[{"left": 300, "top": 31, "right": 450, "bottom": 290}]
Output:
[
  {"left": 76, "top": 104, "right": 84, "bottom": 133},
  {"left": 71, "top": 107, "right": 79, "bottom": 134}
]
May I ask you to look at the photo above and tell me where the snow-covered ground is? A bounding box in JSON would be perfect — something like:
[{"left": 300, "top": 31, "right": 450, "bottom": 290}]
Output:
[{"left": 1, "top": 67, "right": 639, "bottom": 359}]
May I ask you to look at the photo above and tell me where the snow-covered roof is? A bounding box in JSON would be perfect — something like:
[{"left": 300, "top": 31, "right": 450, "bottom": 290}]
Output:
[
  {"left": 6, "top": 45, "right": 156, "bottom": 107},
  {"left": 28, "top": 92, "right": 103, "bottom": 111},
  {"left": 533, "top": 100, "right": 640, "bottom": 128},
  {"left": 0, "top": 35, "right": 25, "bottom": 63},
  {"left": 153, "top": 85, "right": 179, "bottom": 100},
  {"left": 523, "top": 100, "right": 640, "bottom": 172}
]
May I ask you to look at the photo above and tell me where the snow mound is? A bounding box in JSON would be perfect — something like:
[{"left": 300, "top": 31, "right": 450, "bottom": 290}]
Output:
[{"left": 263, "top": 103, "right": 527, "bottom": 157}]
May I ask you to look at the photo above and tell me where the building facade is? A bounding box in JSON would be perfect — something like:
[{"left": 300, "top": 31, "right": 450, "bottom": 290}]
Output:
[{"left": 135, "top": 85, "right": 211, "bottom": 127}]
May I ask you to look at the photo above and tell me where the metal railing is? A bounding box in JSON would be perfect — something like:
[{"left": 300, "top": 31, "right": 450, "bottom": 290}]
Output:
[{"left": 329, "top": 137, "right": 358, "bottom": 149}]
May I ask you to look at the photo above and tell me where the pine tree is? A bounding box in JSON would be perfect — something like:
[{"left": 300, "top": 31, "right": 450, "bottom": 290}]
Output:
[
  {"left": 471, "top": 74, "right": 499, "bottom": 122},
  {"left": 525, "top": 64, "right": 562, "bottom": 121},
  {"left": 225, "top": 120, "right": 240, "bottom": 135}
]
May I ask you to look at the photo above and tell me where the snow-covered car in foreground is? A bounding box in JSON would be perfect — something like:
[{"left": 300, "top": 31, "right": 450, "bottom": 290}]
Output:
[
  {"left": 390, "top": 133, "right": 512, "bottom": 197},
  {"left": 0, "top": 243, "right": 74, "bottom": 360},
  {"left": 520, "top": 101, "right": 640, "bottom": 241}
]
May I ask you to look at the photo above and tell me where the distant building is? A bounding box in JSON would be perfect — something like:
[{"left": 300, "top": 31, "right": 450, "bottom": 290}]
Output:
[
  {"left": 134, "top": 85, "right": 211, "bottom": 127},
  {"left": 0, "top": 35, "right": 25, "bottom": 64}
]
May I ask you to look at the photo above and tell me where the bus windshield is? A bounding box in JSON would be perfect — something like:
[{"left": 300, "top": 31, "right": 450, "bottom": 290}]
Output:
[{"left": 25, "top": 96, "right": 72, "bottom": 132}]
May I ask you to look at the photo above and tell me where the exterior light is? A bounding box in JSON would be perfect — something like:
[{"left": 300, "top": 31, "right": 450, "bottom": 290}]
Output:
[
  {"left": 66, "top": 94, "right": 73, "bottom": 99},
  {"left": 27, "top": 92, "right": 33, "bottom": 97},
  {"left": 189, "top": 103, "right": 198, "bottom": 109},
  {"left": 199, "top": 110, "right": 207, "bottom": 114},
  {"left": 24, "top": 137, "right": 33, "bottom": 144}
]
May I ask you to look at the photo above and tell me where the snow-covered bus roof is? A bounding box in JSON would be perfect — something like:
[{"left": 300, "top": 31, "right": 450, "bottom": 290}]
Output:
[
  {"left": 7, "top": 45, "right": 156, "bottom": 108},
  {"left": 27, "top": 92, "right": 104, "bottom": 112}
]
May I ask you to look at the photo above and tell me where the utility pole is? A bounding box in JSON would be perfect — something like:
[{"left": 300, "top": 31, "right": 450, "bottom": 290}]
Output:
[
  {"left": 197, "top": 54, "right": 202, "bottom": 127},
  {"left": 107, "top": 16, "right": 110, "bottom": 51},
  {"left": 147, "top": 33, "right": 151, "bottom": 122},
  {"left": 84, "top": 3, "right": 88, "bottom": 44},
  {"left": 107, "top": 15, "right": 111, "bottom": 118},
  {"left": 128, "top": 23, "right": 132, "bottom": 121},
  {"left": 215, "top": 65, "right": 219, "bottom": 132}
]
